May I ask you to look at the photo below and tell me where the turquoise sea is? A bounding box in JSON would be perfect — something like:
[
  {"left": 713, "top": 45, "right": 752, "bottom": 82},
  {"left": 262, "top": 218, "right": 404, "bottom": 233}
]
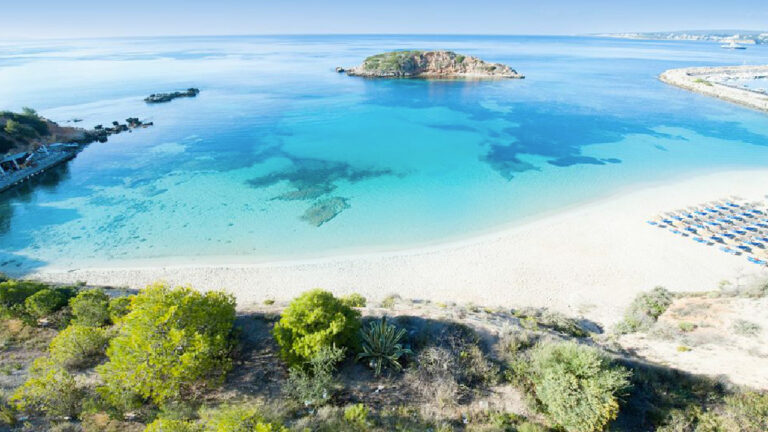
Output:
[{"left": 1, "top": 35, "right": 768, "bottom": 273}]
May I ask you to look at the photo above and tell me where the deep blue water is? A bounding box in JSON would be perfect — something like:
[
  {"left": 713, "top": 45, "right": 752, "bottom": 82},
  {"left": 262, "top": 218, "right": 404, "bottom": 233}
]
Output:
[{"left": 1, "top": 35, "right": 767, "bottom": 272}]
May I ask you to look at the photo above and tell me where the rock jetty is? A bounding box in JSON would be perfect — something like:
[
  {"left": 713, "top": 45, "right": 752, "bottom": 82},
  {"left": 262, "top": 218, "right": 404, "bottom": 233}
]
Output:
[
  {"left": 660, "top": 66, "right": 768, "bottom": 113},
  {"left": 144, "top": 88, "right": 200, "bottom": 103},
  {"left": 344, "top": 50, "right": 524, "bottom": 79},
  {"left": 1, "top": 110, "right": 154, "bottom": 193}
]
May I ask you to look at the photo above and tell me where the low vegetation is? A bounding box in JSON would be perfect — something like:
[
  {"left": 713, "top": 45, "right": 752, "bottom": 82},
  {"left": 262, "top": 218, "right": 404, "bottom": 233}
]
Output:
[
  {"left": 272, "top": 289, "right": 360, "bottom": 367},
  {"left": 615, "top": 286, "right": 674, "bottom": 334},
  {"left": 0, "top": 277, "right": 766, "bottom": 431}
]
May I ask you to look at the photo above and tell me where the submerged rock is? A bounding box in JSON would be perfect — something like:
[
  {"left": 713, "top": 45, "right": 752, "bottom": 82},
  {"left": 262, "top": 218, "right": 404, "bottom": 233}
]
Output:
[
  {"left": 300, "top": 197, "right": 350, "bottom": 227},
  {"left": 345, "top": 50, "right": 523, "bottom": 79}
]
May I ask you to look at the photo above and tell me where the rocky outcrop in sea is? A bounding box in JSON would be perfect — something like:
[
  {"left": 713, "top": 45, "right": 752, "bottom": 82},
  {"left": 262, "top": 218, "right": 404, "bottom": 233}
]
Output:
[
  {"left": 345, "top": 50, "right": 524, "bottom": 79},
  {"left": 144, "top": 88, "right": 200, "bottom": 103}
]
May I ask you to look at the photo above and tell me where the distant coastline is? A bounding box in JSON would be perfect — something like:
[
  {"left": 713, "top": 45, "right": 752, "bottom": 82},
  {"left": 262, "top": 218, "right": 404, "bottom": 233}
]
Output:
[
  {"left": 660, "top": 65, "right": 768, "bottom": 113},
  {"left": 596, "top": 30, "right": 768, "bottom": 45}
]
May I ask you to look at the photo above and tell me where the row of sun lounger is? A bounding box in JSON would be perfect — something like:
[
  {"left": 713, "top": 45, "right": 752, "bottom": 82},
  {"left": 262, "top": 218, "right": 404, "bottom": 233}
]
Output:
[{"left": 647, "top": 197, "right": 768, "bottom": 267}]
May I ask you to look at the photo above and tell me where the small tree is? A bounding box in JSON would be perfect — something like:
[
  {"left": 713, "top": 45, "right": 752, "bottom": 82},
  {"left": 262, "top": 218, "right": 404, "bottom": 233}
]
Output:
[
  {"left": 108, "top": 296, "right": 132, "bottom": 323},
  {"left": 70, "top": 289, "right": 110, "bottom": 327},
  {"left": 11, "top": 357, "right": 83, "bottom": 419},
  {"left": 49, "top": 324, "right": 111, "bottom": 370},
  {"left": 97, "top": 283, "right": 236, "bottom": 407},
  {"left": 0, "top": 280, "right": 47, "bottom": 309},
  {"left": 524, "top": 342, "right": 632, "bottom": 432},
  {"left": 273, "top": 289, "right": 360, "bottom": 367},
  {"left": 24, "top": 288, "right": 71, "bottom": 319}
]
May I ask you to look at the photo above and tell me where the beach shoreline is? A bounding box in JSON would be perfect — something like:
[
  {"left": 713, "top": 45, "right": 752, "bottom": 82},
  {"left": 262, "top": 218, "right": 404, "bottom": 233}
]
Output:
[{"left": 28, "top": 169, "right": 768, "bottom": 326}]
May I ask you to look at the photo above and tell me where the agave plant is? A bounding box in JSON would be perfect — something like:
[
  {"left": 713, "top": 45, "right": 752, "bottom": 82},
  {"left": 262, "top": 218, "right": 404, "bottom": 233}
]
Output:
[{"left": 356, "top": 316, "right": 413, "bottom": 376}]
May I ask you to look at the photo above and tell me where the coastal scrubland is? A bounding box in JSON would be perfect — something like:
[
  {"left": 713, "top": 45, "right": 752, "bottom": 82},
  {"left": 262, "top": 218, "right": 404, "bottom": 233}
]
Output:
[{"left": 1, "top": 275, "right": 766, "bottom": 431}]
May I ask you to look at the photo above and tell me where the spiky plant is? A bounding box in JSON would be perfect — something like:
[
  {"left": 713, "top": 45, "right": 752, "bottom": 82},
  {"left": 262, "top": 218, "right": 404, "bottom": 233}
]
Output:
[{"left": 356, "top": 317, "right": 412, "bottom": 376}]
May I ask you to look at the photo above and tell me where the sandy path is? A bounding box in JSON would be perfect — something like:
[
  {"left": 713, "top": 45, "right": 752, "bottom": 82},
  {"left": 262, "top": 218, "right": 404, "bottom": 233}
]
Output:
[{"left": 30, "top": 170, "right": 768, "bottom": 326}]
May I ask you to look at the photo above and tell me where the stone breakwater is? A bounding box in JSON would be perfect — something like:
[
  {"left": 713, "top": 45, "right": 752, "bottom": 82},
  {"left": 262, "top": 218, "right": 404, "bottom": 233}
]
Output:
[
  {"left": 345, "top": 50, "right": 524, "bottom": 79},
  {"left": 660, "top": 66, "right": 768, "bottom": 113}
]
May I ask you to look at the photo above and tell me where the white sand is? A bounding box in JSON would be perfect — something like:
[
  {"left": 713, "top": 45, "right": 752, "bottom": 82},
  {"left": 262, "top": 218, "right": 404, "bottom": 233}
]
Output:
[{"left": 29, "top": 170, "right": 768, "bottom": 326}]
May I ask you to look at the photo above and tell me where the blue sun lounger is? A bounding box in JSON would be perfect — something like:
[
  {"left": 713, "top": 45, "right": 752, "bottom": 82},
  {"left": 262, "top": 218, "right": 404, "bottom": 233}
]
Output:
[{"left": 748, "top": 257, "right": 767, "bottom": 265}]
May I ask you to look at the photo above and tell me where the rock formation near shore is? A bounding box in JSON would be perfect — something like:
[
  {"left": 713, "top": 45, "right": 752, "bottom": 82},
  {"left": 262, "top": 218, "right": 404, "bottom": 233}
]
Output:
[
  {"left": 144, "top": 88, "right": 200, "bottom": 103},
  {"left": 345, "top": 50, "right": 524, "bottom": 79}
]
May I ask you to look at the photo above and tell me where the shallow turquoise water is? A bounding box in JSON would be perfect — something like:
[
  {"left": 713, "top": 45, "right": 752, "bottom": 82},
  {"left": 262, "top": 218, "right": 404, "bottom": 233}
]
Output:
[{"left": 1, "top": 35, "right": 768, "bottom": 272}]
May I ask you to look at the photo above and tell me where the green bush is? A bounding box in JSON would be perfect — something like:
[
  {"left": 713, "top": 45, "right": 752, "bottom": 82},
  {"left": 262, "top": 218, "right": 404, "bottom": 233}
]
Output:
[
  {"left": 721, "top": 391, "right": 768, "bottom": 432},
  {"left": 70, "top": 289, "right": 111, "bottom": 327},
  {"left": 284, "top": 345, "right": 345, "bottom": 407},
  {"left": 199, "top": 403, "right": 289, "bottom": 432},
  {"left": 616, "top": 287, "right": 674, "bottom": 334},
  {"left": 11, "top": 357, "right": 83, "bottom": 418},
  {"left": 144, "top": 418, "right": 202, "bottom": 432},
  {"left": 343, "top": 403, "right": 370, "bottom": 429},
  {"left": 340, "top": 293, "right": 366, "bottom": 308},
  {"left": 24, "top": 288, "right": 72, "bottom": 319},
  {"left": 357, "top": 316, "right": 412, "bottom": 376},
  {"left": 97, "top": 283, "right": 236, "bottom": 406},
  {"left": 108, "top": 296, "right": 132, "bottom": 322},
  {"left": 273, "top": 289, "right": 360, "bottom": 367},
  {"left": 0, "top": 280, "right": 48, "bottom": 309},
  {"left": 49, "top": 324, "right": 111, "bottom": 369},
  {"left": 522, "top": 342, "right": 632, "bottom": 432}
]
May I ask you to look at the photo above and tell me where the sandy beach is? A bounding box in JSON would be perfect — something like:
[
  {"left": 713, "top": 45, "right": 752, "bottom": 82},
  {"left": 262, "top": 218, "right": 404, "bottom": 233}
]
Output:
[{"left": 26, "top": 169, "right": 768, "bottom": 326}]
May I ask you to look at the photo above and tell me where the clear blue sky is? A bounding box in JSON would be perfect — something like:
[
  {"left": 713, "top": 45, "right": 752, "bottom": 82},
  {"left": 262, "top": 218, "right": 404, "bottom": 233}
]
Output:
[{"left": 2, "top": 0, "right": 766, "bottom": 39}]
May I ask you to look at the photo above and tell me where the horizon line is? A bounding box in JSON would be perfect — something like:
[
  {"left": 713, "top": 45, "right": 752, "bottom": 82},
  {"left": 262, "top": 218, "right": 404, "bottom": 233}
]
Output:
[{"left": 2, "top": 29, "right": 767, "bottom": 43}]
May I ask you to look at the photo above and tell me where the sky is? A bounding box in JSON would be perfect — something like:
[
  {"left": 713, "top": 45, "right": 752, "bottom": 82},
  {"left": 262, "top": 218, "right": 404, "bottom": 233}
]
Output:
[{"left": 1, "top": 0, "right": 766, "bottom": 39}]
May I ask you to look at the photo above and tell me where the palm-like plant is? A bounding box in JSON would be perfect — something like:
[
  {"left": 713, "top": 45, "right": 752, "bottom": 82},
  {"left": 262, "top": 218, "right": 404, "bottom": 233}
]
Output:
[{"left": 356, "top": 316, "right": 413, "bottom": 376}]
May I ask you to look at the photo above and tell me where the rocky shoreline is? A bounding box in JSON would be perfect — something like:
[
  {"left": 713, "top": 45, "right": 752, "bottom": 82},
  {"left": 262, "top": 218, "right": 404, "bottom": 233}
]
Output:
[
  {"left": 660, "top": 66, "right": 768, "bottom": 113},
  {"left": 343, "top": 50, "right": 524, "bottom": 79}
]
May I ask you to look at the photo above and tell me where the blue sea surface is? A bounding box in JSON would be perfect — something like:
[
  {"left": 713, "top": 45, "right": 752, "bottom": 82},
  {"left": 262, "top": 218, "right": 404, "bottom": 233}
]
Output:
[{"left": 1, "top": 35, "right": 767, "bottom": 272}]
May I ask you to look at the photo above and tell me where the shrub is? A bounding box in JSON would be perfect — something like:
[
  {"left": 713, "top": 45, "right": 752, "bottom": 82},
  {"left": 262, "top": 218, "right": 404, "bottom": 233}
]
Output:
[
  {"left": 343, "top": 403, "right": 370, "bottom": 429},
  {"left": 200, "top": 403, "right": 289, "bottom": 432},
  {"left": 514, "top": 308, "right": 588, "bottom": 337},
  {"left": 284, "top": 345, "right": 345, "bottom": 408},
  {"left": 97, "top": 283, "right": 236, "bottom": 406},
  {"left": 380, "top": 294, "right": 398, "bottom": 309},
  {"left": 340, "top": 293, "right": 366, "bottom": 308},
  {"left": 357, "top": 316, "right": 412, "bottom": 376},
  {"left": 24, "top": 288, "right": 72, "bottom": 319},
  {"left": 70, "top": 289, "right": 110, "bottom": 327},
  {"left": 616, "top": 287, "right": 674, "bottom": 334},
  {"left": 144, "top": 418, "right": 202, "bottom": 432},
  {"left": 732, "top": 319, "right": 761, "bottom": 337},
  {"left": 11, "top": 357, "right": 83, "bottom": 418},
  {"left": 108, "top": 296, "right": 132, "bottom": 322},
  {"left": 273, "top": 289, "right": 360, "bottom": 367},
  {"left": 49, "top": 324, "right": 111, "bottom": 369},
  {"left": 408, "top": 324, "right": 498, "bottom": 407},
  {"left": 0, "top": 280, "right": 48, "bottom": 308},
  {"left": 522, "top": 342, "right": 632, "bottom": 432},
  {"left": 678, "top": 322, "right": 696, "bottom": 332},
  {"left": 721, "top": 391, "right": 768, "bottom": 431}
]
